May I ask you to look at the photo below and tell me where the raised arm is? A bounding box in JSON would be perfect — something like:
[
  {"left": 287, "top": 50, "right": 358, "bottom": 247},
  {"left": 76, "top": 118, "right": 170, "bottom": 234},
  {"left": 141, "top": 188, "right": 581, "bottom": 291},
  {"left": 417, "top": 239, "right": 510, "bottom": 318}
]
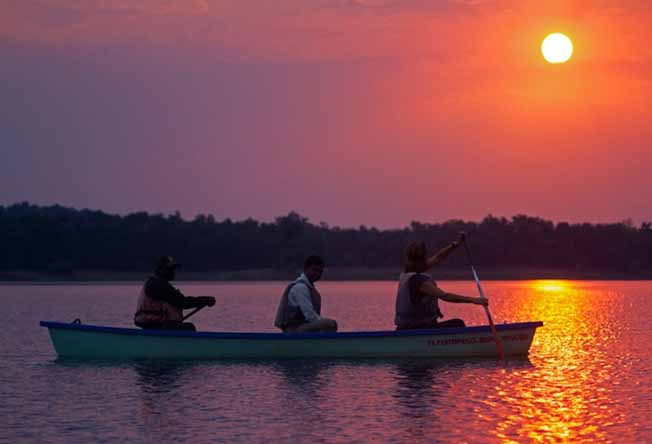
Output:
[
  {"left": 426, "top": 231, "right": 466, "bottom": 269},
  {"left": 419, "top": 280, "right": 487, "bottom": 306}
]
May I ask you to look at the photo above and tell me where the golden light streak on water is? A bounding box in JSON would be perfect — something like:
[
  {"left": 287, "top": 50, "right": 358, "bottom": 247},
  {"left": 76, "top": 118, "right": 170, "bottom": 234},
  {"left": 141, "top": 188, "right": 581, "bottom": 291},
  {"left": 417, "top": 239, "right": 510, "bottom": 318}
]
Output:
[
  {"left": 491, "top": 280, "right": 623, "bottom": 443},
  {"left": 531, "top": 280, "right": 573, "bottom": 294}
]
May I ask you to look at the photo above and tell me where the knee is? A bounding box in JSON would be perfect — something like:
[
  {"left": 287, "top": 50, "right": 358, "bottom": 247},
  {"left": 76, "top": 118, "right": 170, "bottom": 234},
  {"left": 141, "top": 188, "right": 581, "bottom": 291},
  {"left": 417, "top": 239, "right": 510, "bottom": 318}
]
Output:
[
  {"left": 162, "top": 321, "right": 196, "bottom": 331},
  {"left": 326, "top": 319, "right": 338, "bottom": 332}
]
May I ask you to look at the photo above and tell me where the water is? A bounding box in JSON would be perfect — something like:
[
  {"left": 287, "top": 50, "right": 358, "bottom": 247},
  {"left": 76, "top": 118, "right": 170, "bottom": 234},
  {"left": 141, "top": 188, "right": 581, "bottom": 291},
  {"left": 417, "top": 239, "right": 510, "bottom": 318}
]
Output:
[{"left": 1, "top": 280, "right": 650, "bottom": 443}]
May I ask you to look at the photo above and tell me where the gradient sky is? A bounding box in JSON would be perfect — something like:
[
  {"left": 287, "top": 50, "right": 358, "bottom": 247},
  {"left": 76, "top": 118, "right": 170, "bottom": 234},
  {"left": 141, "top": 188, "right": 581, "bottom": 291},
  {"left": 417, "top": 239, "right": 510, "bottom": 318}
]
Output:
[{"left": 2, "top": 0, "right": 651, "bottom": 228}]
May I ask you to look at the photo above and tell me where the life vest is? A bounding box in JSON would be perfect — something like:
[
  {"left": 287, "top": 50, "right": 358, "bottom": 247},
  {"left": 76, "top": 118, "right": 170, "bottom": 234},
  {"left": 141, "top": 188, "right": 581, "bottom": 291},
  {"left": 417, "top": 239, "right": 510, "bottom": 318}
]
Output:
[
  {"left": 134, "top": 277, "right": 183, "bottom": 326},
  {"left": 274, "top": 277, "right": 322, "bottom": 330},
  {"left": 394, "top": 272, "right": 443, "bottom": 328}
]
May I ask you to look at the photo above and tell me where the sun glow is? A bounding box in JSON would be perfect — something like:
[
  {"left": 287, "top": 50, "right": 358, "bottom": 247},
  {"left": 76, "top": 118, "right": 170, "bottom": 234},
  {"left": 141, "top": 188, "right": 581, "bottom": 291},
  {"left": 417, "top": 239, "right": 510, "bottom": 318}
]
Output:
[
  {"left": 541, "top": 33, "right": 573, "bottom": 64},
  {"left": 532, "top": 280, "right": 571, "bottom": 293}
]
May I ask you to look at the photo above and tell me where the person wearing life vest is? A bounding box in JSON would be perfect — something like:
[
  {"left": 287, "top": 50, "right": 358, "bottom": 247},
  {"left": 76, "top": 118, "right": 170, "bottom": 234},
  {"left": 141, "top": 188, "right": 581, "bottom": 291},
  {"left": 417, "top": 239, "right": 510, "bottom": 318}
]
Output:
[
  {"left": 395, "top": 232, "right": 487, "bottom": 330},
  {"left": 274, "top": 255, "right": 338, "bottom": 333},
  {"left": 134, "top": 256, "right": 216, "bottom": 331}
]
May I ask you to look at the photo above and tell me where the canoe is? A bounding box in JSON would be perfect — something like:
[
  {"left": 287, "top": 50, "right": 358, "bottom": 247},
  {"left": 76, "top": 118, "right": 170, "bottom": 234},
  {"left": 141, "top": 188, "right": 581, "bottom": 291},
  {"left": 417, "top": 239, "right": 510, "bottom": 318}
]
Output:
[{"left": 40, "top": 320, "right": 543, "bottom": 360}]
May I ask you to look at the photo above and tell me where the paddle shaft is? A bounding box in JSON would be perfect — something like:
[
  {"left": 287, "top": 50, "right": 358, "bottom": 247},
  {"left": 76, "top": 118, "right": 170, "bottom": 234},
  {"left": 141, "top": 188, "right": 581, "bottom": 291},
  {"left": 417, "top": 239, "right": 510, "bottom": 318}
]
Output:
[
  {"left": 183, "top": 306, "right": 205, "bottom": 321},
  {"left": 464, "top": 243, "right": 505, "bottom": 359}
]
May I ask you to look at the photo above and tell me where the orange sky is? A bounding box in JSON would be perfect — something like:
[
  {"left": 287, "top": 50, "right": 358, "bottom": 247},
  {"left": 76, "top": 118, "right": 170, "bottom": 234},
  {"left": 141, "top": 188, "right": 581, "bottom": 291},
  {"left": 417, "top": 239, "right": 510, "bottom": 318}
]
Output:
[{"left": 2, "top": 1, "right": 651, "bottom": 227}]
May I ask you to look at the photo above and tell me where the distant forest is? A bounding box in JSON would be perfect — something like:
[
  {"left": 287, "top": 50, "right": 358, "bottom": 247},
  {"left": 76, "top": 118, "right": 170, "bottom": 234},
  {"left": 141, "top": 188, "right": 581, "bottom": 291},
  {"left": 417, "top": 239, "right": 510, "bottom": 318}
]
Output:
[{"left": 2, "top": 202, "right": 652, "bottom": 275}]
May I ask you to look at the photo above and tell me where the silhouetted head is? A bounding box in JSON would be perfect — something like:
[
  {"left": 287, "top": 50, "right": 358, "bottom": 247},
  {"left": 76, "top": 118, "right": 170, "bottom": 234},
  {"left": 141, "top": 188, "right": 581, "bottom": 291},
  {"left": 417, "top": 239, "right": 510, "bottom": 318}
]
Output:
[
  {"left": 404, "top": 241, "right": 428, "bottom": 273},
  {"left": 154, "top": 256, "right": 179, "bottom": 280},
  {"left": 303, "top": 255, "right": 325, "bottom": 283}
]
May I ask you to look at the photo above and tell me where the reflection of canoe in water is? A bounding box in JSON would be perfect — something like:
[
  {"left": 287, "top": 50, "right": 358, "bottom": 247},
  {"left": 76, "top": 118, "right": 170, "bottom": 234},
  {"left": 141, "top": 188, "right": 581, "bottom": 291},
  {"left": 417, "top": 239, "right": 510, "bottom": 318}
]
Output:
[{"left": 40, "top": 320, "right": 543, "bottom": 360}]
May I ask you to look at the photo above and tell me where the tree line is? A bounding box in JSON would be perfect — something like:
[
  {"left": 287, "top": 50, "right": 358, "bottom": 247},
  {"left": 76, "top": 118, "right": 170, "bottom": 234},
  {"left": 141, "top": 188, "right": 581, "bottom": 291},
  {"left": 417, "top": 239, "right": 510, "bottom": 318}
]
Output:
[{"left": 1, "top": 202, "right": 652, "bottom": 274}]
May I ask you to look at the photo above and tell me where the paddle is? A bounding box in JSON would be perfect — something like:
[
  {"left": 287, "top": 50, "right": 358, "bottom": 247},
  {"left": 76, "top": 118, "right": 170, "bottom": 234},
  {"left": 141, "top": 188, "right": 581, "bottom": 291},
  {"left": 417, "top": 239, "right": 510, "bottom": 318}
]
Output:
[
  {"left": 183, "top": 306, "right": 205, "bottom": 321},
  {"left": 462, "top": 240, "right": 505, "bottom": 360}
]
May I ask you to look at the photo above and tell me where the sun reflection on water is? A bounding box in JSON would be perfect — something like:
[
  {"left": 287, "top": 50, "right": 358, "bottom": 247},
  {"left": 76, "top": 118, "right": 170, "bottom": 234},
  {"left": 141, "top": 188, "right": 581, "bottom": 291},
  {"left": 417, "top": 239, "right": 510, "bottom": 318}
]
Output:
[
  {"left": 531, "top": 280, "right": 573, "bottom": 294},
  {"left": 490, "top": 280, "right": 626, "bottom": 444}
]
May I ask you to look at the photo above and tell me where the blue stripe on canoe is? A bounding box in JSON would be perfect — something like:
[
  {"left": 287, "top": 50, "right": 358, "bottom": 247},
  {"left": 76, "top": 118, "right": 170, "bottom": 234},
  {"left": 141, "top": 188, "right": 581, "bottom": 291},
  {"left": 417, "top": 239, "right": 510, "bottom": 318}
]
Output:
[{"left": 40, "top": 320, "right": 543, "bottom": 340}]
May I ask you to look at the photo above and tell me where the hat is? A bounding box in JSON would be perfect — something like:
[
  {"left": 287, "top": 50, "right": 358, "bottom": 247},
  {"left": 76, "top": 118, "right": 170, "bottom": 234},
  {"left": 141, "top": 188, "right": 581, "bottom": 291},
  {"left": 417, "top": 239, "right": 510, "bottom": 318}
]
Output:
[{"left": 154, "top": 256, "right": 180, "bottom": 273}]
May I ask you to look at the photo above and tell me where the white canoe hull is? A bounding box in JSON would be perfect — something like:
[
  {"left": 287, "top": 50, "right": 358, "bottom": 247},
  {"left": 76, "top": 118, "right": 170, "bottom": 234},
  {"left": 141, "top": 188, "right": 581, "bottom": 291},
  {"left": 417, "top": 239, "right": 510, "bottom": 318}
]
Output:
[{"left": 40, "top": 321, "right": 542, "bottom": 360}]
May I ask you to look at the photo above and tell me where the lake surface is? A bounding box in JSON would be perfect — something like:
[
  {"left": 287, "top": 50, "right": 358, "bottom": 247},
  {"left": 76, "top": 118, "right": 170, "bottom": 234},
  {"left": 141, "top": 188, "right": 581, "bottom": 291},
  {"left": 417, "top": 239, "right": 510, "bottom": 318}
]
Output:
[{"left": 1, "top": 280, "right": 651, "bottom": 443}]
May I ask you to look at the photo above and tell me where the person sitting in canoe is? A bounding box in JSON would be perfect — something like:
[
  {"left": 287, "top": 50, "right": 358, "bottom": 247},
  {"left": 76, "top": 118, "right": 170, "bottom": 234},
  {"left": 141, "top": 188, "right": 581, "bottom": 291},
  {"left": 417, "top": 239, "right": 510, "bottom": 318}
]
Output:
[
  {"left": 134, "top": 256, "right": 215, "bottom": 331},
  {"left": 395, "top": 233, "right": 487, "bottom": 330},
  {"left": 274, "top": 255, "right": 338, "bottom": 333}
]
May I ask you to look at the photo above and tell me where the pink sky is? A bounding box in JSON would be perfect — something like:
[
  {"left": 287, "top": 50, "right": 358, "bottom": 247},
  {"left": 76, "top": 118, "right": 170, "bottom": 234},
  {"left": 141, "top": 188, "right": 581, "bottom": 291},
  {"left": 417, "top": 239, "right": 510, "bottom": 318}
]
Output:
[{"left": 2, "top": 1, "right": 651, "bottom": 227}]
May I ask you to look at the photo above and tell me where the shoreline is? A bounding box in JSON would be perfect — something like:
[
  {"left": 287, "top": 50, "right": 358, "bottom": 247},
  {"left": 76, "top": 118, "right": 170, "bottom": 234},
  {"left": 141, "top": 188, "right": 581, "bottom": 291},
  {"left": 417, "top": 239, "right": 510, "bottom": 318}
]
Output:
[{"left": 3, "top": 268, "right": 652, "bottom": 283}]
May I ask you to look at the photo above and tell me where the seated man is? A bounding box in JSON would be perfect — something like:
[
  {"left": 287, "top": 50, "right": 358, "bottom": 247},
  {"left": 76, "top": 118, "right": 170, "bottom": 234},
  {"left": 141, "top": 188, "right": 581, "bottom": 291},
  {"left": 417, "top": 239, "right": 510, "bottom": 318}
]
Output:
[
  {"left": 274, "top": 255, "right": 338, "bottom": 333},
  {"left": 134, "top": 256, "right": 215, "bottom": 331}
]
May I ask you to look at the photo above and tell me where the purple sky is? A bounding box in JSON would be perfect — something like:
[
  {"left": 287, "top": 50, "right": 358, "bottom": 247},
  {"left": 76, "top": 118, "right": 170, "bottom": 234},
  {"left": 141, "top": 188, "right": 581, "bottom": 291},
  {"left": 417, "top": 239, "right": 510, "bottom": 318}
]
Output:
[{"left": 2, "top": 1, "right": 652, "bottom": 228}]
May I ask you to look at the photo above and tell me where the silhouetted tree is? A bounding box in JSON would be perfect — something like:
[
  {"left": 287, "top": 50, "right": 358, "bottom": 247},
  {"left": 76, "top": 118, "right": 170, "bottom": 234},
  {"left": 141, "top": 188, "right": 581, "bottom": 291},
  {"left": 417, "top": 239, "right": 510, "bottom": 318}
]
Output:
[{"left": 1, "top": 202, "right": 651, "bottom": 275}]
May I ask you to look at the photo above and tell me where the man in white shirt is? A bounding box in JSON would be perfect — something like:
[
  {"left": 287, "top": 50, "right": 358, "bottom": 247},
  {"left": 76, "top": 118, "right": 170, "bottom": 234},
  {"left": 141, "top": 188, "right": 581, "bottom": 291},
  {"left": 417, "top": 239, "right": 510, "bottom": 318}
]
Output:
[{"left": 274, "top": 255, "right": 338, "bottom": 333}]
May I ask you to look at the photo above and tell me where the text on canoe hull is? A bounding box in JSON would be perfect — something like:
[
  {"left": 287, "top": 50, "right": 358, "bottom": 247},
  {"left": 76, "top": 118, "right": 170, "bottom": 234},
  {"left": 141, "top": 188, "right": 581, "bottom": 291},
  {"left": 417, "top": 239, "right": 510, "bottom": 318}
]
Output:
[{"left": 427, "top": 333, "right": 529, "bottom": 346}]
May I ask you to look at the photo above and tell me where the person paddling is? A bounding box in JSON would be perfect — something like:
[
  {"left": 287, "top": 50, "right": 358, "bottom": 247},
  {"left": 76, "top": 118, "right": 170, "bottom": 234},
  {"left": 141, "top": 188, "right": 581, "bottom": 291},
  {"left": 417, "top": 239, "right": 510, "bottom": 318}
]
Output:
[
  {"left": 134, "top": 256, "right": 215, "bottom": 331},
  {"left": 395, "top": 233, "right": 487, "bottom": 330},
  {"left": 274, "top": 255, "right": 338, "bottom": 333}
]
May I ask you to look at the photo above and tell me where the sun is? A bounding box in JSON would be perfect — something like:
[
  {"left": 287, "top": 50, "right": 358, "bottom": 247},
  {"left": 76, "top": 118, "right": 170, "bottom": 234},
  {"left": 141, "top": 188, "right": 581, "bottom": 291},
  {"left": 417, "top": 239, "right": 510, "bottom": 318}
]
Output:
[{"left": 541, "top": 33, "right": 573, "bottom": 64}]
